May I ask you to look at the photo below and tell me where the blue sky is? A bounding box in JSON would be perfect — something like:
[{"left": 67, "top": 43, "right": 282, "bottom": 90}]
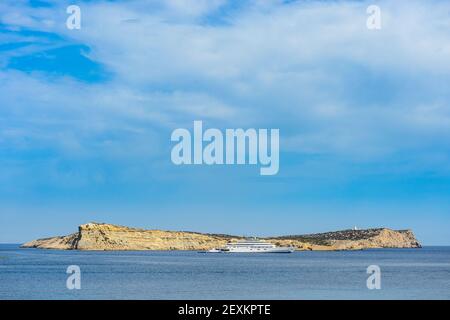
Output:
[{"left": 1, "top": 0, "right": 450, "bottom": 244}]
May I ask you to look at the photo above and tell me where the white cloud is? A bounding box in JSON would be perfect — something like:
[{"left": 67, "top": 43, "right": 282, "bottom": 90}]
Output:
[{"left": 1, "top": 0, "right": 450, "bottom": 174}]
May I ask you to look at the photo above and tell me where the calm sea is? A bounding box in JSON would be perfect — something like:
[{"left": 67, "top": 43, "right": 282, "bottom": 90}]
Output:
[{"left": 0, "top": 244, "right": 449, "bottom": 299}]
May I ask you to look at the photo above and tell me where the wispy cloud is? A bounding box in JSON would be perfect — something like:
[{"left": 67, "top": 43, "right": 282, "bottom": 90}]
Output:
[
  {"left": 1, "top": 0, "right": 450, "bottom": 167},
  {"left": 1, "top": 0, "right": 450, "bottom": 242}
]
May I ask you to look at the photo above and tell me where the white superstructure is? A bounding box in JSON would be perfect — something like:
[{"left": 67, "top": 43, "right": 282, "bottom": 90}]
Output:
[{"left": 208, "top": 238, "right": 295, "bottom": 253}]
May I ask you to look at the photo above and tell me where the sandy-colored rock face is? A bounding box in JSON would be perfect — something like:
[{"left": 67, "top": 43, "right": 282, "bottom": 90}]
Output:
[
  {"left": 21, "top": 223, "right": 421, "bottom": 251},
  {"left": 22, "top": 223, "right": 236, "bottom": 251},
  {"left": 268, "top": 229, "right": 421, "bottom": 251}
]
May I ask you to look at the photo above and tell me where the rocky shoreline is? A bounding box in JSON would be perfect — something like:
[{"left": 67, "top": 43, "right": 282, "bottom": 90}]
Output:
[{"left": 21, "top": 222, "right": 421, "bottom": 251}]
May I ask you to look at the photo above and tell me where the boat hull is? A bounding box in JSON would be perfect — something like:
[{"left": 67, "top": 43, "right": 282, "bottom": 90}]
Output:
[
  {"left": 225, "top": 247, "right": 295, "bottom": 253},
  {"left": 204, "top": 239, "right": 296, "bottom": 253},
  {"left": 204, "top": 247, "right": 295, "bottom": 253}
]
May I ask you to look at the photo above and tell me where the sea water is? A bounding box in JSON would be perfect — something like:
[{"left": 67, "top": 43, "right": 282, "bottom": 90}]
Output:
[{"left": 0, "top": 245, "right": 449, "bottom": 299}]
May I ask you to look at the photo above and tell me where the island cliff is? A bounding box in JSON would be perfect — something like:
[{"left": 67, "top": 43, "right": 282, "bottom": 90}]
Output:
[{"left": 21, "top": 222, "right": 421, "bottom": 251}]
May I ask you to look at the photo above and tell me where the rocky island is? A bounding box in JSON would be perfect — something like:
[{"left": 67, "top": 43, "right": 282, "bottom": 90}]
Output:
[{"left": 21, "top": 222, "right": 421, "bottom": 251}]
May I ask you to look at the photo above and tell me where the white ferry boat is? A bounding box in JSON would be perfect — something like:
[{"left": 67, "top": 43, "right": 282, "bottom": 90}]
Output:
[{"left": 207, "top": 238, "right": 295, "bottom": 253}]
